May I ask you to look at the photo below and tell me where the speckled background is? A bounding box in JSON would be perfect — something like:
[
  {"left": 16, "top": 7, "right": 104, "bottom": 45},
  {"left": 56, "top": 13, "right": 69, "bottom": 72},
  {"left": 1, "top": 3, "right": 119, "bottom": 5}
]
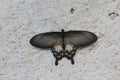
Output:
[{"left": 0, "top": 0, "right": 120, "bottom": 80}]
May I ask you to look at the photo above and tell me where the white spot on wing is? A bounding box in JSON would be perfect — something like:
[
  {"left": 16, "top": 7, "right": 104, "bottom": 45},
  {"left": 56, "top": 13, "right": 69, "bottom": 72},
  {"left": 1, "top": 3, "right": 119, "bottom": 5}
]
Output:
[
  {"left": 54, "top": 45, "right": 63, "bottom": 52},
  {"left": 65, "top": 44, "right": 73, "bottom": 52}
]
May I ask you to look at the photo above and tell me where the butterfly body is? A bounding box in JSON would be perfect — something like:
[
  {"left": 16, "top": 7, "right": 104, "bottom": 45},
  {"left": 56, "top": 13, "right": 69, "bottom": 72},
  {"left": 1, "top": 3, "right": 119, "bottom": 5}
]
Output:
[{"left": 30, "top": 29, "right": 97, "bottom": 65}]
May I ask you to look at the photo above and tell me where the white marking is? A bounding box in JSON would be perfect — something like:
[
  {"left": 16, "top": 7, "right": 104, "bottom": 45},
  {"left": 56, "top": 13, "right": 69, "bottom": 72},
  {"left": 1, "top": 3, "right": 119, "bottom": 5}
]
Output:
[
  {"left": 54, "top": 45, "right": 63, "bottom": 52},
  {"left": 65, "top": 44, "right": 73, "bottom": 52}
]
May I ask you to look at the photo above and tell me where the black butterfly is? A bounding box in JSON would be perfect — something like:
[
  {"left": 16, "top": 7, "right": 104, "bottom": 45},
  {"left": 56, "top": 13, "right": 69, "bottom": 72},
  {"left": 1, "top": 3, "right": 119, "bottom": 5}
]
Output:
[{"left": 30, "top": 29, "right": 98, "bottom": 65}]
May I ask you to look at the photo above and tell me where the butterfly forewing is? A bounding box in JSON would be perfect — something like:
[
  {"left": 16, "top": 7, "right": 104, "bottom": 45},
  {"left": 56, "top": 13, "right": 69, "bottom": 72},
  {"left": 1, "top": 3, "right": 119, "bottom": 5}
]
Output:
[
  {"left": 64, "top": 31, "right": 97, "bottom": 47},
  {"left": 30, "top": 32, "right": 63, "bottom": 48}
]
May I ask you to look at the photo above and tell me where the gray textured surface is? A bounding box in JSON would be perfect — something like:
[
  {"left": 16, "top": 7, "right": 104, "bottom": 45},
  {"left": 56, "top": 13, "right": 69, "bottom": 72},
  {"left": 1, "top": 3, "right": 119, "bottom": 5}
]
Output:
[{"left": 0, "top": 0, "right": 120, "bottom": 80}]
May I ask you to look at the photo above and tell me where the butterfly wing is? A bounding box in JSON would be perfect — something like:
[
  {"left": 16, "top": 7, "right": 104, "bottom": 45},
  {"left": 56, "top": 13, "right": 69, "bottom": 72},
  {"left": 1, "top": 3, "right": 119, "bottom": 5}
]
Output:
[
  {"left": 30, "top": 32, "right": 63, "bottom": 48},
  {"left": 64, "top": 31, "right": 98, "bottom": 47}
]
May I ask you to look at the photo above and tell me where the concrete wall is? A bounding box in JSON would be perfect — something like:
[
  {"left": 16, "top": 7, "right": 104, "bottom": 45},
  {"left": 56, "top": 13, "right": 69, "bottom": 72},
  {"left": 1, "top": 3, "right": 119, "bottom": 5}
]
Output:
[{"left": 0, "top": 0, "right": 120, "bottom": 80}]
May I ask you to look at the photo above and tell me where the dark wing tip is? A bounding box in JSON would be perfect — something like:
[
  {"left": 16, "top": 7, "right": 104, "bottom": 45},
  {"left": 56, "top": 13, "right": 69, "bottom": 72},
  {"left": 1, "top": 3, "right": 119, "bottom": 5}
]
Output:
[
  {"left": 30, "top": 36, "right": 33, "bottom": 45},
  {"left": 91, "top": 32, "right": 98, "bottom": 42},
  {"left": 30, "top": 35, "right": 50, "bottom": 48},
  {"left": 84, "top": 31, "right": 98, "bottom": 46},
  {"left": 30, "top": 34, "right": 47, "bottom": 48},
  {"left": 30, "top": 35, "right": 38, "bottom": 47}
]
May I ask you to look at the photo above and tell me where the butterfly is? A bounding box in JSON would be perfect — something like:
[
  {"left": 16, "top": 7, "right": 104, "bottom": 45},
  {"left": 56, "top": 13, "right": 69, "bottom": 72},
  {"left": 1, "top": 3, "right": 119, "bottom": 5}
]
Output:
[{"left": 30, "top": 29, "right": 98, "bottom": 65}]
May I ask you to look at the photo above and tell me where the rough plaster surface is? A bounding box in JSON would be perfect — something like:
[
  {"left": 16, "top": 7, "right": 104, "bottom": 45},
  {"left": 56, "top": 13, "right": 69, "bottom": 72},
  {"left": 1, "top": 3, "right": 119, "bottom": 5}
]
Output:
[{"left": 0, "top": 0, "right": 120, "bottom": 80}]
